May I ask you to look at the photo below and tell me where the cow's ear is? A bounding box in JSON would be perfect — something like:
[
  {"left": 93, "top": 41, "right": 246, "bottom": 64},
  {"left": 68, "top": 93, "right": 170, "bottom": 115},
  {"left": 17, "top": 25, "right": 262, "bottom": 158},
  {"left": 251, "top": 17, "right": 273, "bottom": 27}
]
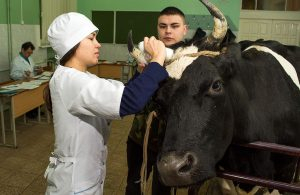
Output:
[
  {"left": 215, "top": 43, "right": 241, "bottom": 80},
  {"left": 154, "top": 78, "right": 176, "bottom": 119},
  {"left": 221, "top": 28, "right": 236, "bottom": 45}
]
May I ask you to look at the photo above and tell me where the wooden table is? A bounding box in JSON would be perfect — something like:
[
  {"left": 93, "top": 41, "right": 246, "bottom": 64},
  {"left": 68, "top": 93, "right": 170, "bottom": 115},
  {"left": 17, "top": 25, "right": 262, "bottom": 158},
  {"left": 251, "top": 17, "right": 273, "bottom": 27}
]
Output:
[
  {"left": 0, "top": 81, "right": 48, "bottom": 148},
  {"left": 88, "top": 61, "right": 134, "bottom": 82}
]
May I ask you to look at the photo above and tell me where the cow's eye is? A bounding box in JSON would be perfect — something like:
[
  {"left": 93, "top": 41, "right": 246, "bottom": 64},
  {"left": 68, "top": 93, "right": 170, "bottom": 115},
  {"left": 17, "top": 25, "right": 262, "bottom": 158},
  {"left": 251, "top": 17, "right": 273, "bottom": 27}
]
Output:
[{"left": 210, "top": 80, "right": 223, "bottom": 93}]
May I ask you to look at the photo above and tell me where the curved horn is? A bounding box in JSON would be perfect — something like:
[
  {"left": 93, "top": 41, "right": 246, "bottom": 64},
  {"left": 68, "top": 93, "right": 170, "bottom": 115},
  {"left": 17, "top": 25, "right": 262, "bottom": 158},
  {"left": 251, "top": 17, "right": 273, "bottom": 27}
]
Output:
[
  {"left": 127, "top": 30, "right": 148, "bottom": 64},
  {"left": 200, "top": 0, "right": 228, "bottom": 45},
  {"left": 127, "top": 30, "right": 134, "bottom": 53}
]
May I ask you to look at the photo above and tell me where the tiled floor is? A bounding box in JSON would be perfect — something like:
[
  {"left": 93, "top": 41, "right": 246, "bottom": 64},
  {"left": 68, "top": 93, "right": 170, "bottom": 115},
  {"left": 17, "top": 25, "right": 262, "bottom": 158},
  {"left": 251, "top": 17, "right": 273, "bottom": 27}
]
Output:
[
  {"left": 0, "top": 112, "right": 188, "bottom": 195},
  {"left": 1, "top": 112, "right": 298, "bottom": 195}
]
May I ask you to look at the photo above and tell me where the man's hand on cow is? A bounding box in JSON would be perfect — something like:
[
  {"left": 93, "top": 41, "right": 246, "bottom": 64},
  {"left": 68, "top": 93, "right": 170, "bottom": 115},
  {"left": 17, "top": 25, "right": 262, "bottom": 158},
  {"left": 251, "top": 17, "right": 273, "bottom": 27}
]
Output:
[{"left": 143, "top": 36, "right": 166, "bottom": 66}]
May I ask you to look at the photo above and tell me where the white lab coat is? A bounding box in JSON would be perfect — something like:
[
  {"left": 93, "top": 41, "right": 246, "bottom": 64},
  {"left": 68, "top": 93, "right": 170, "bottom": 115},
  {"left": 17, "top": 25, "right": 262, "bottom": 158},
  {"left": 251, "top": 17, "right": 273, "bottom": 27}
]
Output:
[
  {"left": 45, "top": 65, "right": 125, "bottom": 195},
  {"left": 10, "top": 54, "right": 35, "bottom": 80}
]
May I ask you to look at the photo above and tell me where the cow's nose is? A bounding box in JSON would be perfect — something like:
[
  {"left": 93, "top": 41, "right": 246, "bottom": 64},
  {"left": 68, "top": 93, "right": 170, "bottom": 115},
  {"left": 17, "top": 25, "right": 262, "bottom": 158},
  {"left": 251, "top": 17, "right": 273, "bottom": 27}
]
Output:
[{"left": 157, "top": 151, "right": 197, "bottom": 186}]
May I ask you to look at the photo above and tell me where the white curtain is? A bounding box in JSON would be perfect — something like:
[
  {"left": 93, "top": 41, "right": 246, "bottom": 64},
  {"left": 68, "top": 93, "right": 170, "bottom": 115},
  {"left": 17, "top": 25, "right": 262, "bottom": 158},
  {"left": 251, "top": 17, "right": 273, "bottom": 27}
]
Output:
[{"left": 40, "top": 0, "right": 76, "bottom": 46}]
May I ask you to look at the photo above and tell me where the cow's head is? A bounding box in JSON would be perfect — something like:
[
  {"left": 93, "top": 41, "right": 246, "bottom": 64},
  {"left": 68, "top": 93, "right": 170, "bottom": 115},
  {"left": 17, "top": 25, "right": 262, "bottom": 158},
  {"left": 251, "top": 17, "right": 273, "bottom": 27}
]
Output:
[{"left": 155, "top": 42, "right": 242, "bottom": 187}]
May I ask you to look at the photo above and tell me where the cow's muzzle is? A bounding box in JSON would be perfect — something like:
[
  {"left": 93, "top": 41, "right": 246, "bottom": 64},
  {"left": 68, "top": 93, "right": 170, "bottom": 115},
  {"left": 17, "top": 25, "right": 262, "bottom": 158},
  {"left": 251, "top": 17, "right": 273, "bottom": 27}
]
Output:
[{"left": 157, "top": 151, "right": 198, "bottom": 186}]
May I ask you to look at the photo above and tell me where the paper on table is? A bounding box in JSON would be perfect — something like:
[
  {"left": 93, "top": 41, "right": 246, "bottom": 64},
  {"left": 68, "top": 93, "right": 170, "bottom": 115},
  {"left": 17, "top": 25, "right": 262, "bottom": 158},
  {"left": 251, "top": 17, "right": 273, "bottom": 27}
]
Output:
[
  {"left": 28, "top": 80, "right": 44, "bottom": 85},
  {"left": 0, "top": 88, "right": 18, "bottom": 94},
  {"left": 17, "top": 82, "right": 40, "bottom": 89},
  {"left": 33, "top": 75, "right": 42, "bottom": 79},
  {"left": 33, "top": 71, "right": 52, "bottom": 79},
  {"left": 1, "top": 84, "right": 21, "bottom": 90},
  {"left": 37, "top": 76, "right": 51, "bottom": 81},
  {"left": 1, "top": 81, "right": 40, "bottom": 90},
  {"left": 42, "top": 71, "right": 53, "bottom": 77}
]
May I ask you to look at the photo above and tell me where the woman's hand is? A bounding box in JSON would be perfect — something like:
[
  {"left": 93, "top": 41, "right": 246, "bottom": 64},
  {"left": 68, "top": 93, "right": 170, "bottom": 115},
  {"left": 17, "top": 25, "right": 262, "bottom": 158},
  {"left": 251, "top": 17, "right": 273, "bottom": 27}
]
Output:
[
  {"left": 143, "top": 36, "right": 166, "bottom": 66},
  {"left": 136, "top": 63, "right": 145, "bottom": 73}
]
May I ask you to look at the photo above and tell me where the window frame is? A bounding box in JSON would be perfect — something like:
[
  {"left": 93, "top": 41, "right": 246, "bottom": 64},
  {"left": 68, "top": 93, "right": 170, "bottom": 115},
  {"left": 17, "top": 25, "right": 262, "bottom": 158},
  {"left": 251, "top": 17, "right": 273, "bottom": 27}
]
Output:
[{"left": 242, "top": 0, "right": 299, "bottom": 11}]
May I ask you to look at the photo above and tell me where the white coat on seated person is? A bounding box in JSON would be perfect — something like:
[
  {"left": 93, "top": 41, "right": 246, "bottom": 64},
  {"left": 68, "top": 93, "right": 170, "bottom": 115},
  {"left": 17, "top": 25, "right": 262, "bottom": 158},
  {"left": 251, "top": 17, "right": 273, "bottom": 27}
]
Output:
[
  {"left": 10, "top": 53, "right": 35, "bottom": 80},
  {"left": 44, "top": 12, "right": 167, "bottom": 195}
]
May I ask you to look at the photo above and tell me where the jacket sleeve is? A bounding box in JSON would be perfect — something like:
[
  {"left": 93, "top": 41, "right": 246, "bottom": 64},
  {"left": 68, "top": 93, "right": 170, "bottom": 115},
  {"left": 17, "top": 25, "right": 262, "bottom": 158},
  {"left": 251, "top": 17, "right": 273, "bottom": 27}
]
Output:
[
  {"left": 54, "top": 63, "right": 167, "bottom": 120},
  {"left": 119, "top": 62, "right": 168, "bottom": 117},
  {"left": 66, "top": 76, "right": 125, "bottom": 119}
]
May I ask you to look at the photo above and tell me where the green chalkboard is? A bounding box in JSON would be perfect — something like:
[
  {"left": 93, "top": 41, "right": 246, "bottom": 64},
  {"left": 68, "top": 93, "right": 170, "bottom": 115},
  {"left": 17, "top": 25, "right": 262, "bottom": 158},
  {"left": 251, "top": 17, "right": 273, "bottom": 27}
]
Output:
[
  {"left": 92, "top": 11, "right": 114, "bottom": 43},
  {"left": 116, "top": 11, "right": 159, "bottom": 44}
]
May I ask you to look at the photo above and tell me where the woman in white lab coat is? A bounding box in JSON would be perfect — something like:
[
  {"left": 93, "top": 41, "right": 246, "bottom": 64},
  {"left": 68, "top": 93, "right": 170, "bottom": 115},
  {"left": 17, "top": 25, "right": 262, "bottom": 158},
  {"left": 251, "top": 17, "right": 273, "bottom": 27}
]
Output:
[{"left": 43, "top": 12, "right": 168, "bottom": 195}]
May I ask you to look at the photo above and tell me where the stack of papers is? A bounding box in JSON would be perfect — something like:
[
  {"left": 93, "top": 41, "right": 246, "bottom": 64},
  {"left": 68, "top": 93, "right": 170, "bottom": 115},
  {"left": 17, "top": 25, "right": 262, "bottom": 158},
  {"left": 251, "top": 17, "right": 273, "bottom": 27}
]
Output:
[
  {"left": 0, "top": 72, "right": 53, "bottom": 95},
  {"left": 0, "top": 84, "right": 21, "bottom": 91},
  {"left": 42, "top": 71, "right": 53, "bottom": 77},
  {"left": 18, "top": 81, "right": 40, "bottom": 89},
  {"left": 0, "top": 88, "right": 18, "bottom": 94},
  {"left": 1, "top": 81, "right": 39, "bottom": 90},
  {"left": 33, "top": 71, "right": 53, "bottom": 80},
  {"left": 0, "top": 79, "right": 47, "bottom": 92}
]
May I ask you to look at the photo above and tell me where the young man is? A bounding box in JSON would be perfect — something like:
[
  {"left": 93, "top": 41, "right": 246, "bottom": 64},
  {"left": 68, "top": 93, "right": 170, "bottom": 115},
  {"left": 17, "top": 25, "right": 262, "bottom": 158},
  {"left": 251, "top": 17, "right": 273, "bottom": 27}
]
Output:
[{"left": 125, "top": 7, "right": 188, "bottom": 195}]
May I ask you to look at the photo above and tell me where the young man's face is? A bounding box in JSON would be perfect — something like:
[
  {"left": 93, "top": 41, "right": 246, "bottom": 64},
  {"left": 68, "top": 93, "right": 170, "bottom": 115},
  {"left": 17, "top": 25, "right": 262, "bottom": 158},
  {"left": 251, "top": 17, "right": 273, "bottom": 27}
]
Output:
[{"left": 157, "top": 14, "right": 187, "bottom": 47}]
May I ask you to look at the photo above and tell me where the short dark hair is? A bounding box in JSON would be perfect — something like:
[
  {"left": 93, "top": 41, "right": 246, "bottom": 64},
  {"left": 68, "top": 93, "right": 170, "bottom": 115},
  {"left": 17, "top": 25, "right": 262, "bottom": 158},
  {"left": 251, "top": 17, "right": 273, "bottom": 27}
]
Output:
[
  {"left": 159, "top": 6, "right": 185, "bottom": 19},
  {"left": 21, "top": 42, "right": 35, "bottom": 50}
]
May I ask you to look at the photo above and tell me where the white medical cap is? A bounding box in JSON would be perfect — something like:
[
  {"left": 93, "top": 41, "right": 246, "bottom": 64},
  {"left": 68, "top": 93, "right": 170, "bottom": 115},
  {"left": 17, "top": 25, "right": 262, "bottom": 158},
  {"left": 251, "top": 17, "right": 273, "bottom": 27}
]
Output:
[{"left": 47, "top": 12, "right": 98, "bottom": 59}]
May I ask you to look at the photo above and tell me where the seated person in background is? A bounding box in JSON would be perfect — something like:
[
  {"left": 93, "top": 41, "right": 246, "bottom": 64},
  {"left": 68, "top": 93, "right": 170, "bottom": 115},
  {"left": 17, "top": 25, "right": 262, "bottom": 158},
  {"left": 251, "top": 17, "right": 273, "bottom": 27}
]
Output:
[
  {"left": 10, "top": 42, "right": 43, "bottom": 119},
  {"left": 10, "top": 41, "right": 43, "bottom": 80}
]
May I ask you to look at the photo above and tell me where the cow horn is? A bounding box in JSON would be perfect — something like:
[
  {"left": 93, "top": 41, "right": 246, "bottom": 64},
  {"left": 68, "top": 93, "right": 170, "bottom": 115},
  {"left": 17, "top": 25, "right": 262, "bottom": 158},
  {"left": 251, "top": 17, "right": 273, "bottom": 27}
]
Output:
[
  {"left": 127, "top": 30, "right": 134, "bottom": 53},
  {"left": 200, "top": 0, "right": 228, "bottom": 45},
  {"left": 127, "top": 30, "right": 148, "bottom": 64}
]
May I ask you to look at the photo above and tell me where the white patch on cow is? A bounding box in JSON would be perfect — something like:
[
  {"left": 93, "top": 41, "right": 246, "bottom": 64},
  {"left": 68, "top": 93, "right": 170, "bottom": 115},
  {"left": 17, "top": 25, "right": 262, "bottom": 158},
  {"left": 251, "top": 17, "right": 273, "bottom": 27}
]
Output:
[
  {"left": 244, "top": 45, "right": 300, "bottom": 90},
  {"left": 166, "top": 45, "right": 199, "bottom": 79}
]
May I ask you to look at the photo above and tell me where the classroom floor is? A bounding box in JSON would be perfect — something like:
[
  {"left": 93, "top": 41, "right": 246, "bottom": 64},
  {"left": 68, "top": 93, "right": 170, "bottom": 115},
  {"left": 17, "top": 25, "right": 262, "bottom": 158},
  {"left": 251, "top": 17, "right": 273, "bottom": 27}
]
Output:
[{"left": 0, "top": 112, "right": 189, "bottom": 195}]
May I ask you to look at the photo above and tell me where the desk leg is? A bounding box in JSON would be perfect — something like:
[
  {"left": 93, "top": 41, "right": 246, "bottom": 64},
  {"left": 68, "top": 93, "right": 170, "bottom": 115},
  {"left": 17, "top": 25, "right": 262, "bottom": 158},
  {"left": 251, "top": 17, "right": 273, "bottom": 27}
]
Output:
[
  {"left": 0, "top": 100, "right": 6, "bottom": 144},
  {"left": 10, "top": 100, "right": 17, "bottom": 148},
  {"left": 38, "top": 106, "right": 41, "bottom": 122},
  {"left": 45, "top": 105, "right": 51, "bottom": 123}
]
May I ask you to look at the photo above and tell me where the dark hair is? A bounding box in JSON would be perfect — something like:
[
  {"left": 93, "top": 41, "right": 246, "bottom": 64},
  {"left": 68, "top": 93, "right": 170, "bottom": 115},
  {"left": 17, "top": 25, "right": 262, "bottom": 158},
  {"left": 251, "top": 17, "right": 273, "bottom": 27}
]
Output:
[
  {"left": 159, "top": 6, "right": 185, "bottom": 20},
  {"left": 60, "top": 43, "right": 80, "bottom": 66},
  {"left": 21, "top": 42, "right": 35, "bottom": 50},
  {"left": 44, "top": 43, "right": 80, "bottom": 113}
]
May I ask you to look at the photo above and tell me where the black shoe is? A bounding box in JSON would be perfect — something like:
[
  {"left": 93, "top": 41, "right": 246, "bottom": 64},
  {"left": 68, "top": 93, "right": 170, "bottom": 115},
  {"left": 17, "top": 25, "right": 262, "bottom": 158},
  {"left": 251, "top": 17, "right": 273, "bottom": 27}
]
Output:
[{"left": 26, "top": 110, "right": 38, "bottom": 119}]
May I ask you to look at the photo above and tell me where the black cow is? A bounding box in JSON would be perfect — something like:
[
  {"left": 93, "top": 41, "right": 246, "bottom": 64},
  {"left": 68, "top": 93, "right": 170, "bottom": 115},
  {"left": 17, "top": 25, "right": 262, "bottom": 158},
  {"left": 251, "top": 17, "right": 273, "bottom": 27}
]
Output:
[
  {"left": 151, "top": 2, "right": 300, "bottom": 195},
  {"left": 127, "top": 0, "right": 300, "bottom": 193},
  {"left": 156, "top": 39, "right": 300, "bottom": 190}
]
